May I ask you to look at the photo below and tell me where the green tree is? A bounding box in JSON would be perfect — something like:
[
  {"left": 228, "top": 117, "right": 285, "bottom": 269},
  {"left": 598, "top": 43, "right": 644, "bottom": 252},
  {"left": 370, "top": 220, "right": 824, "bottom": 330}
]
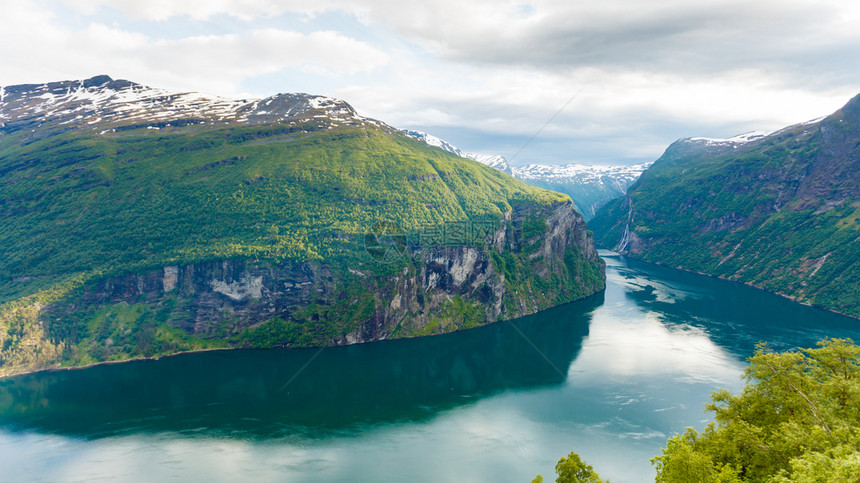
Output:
[
  {"left": 532, "top": 451, "right": 607, "bottom": 483},
  {"left": 652, "top": 338, "right": 860, "bottom": 482}
]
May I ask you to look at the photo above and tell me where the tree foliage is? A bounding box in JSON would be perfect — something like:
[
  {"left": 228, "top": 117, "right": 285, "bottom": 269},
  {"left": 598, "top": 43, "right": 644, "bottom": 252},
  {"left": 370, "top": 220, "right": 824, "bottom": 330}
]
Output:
[
  {"left": 652, "top": 338, "right": 860, "bottom": 482},
  {"left": 533, "top": 451, "right": 607, "bottom": 483},
  {"left": 1, "top": 120, "right": 606, "bottom": 376}
]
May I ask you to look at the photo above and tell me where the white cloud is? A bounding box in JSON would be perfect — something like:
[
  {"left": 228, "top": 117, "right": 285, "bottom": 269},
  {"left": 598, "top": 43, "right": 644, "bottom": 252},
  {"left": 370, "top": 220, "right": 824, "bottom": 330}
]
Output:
[
  {"left": 60, "top": 0, "right": 295, "bottom": 21},
  {"left": 52, "top": 0, "right": 860, "bottom": 87},
  {"left": 4, "top": 0, "right": 860, "bottom": 164},
  {"left": 0, "top": 4, "right": 388, "bottom": 97},
  {"left": 135, "top": 29, "right": 388, "bottom": 93}
]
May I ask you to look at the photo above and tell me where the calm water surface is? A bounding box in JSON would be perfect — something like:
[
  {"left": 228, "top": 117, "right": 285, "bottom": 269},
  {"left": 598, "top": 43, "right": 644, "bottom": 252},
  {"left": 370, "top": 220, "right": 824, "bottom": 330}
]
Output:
[{"left": 2, "top": 251, "right": 859, "bottom": 482}]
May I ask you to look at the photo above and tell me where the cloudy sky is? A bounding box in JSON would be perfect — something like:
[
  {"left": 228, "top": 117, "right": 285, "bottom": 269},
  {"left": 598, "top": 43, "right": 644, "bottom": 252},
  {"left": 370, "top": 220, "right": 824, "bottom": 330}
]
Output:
[{"left": 2, "top": 0, "right": 859, "bottom": 165}]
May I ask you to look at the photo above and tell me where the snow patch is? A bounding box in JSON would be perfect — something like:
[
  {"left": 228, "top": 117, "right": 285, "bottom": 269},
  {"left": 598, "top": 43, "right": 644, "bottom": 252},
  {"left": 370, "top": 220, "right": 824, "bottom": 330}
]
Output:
[
  {"left": 800, "top": 116, "right": 827, "bottom": 126},
  {"left": 0, "top": 77, "right": 376, "bottom": 132},
  {"left": 402, "top": 129, "right": 512, "bottom": 173},
  {"left": 513, "top": 162, "right": 652, "bottom": 184},
  {"left": 689, "top": 131, "right": 770, "bottom": 146},
  {"left": 402, "top": 130, "right": 467, "bottom": 157}
]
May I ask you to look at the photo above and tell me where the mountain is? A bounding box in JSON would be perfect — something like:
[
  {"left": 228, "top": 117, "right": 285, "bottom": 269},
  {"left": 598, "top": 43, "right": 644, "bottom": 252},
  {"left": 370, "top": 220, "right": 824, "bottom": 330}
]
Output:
[
  {"left": 0, "top": 75, "right": 377, "bottom": 136},
  {"left": 590, "top": 94, "right": 860, "bottom": 318},
  {"left": 512, "top": 163, "right": 651, "bottom": 219},
  {"left": 402, "top": 130, "right": 513, "bottom": 174},
  {"left": 402, "top": 130, "right": 648, "bottom": 218},
  {"left": 0, "top": 76, "right": 605, "bottom": 377},
  {"left": 467, "top": 153, "right": 512, "bottom": 175}
]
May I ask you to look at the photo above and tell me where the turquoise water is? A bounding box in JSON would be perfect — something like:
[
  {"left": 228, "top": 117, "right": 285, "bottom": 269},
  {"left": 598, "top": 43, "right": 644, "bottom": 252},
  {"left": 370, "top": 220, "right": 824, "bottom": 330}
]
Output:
[{"left": 2, "top": 251, "right": 858, "bottom": 482}]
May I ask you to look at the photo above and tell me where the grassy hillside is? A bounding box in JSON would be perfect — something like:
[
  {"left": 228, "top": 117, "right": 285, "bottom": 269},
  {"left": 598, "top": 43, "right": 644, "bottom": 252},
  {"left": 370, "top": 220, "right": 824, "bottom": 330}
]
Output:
[
  {"left": 1, "top": 121, "right": 568, "bottom": 298},
  {"left": 517, "top": 177, "right": 625, "bottom": 220},
  {"left": 590, "top": 94, "right": 860, "bottom": 318},
  {"left": 0, "top": 108, "right": 606, "bottom": 375}
]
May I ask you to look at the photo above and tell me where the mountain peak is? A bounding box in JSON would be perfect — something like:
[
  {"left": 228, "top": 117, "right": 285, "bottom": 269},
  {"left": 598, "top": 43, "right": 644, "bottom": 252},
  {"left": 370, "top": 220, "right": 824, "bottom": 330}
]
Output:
[
  {"left": 0, "top": 75, "right": 378, "bottom": 137},
  {"left": 82, "top": 74, "right": 114, "bottom": 87},
  {"left": 833, "top": 92, "right": 860, "bottom": 123}
]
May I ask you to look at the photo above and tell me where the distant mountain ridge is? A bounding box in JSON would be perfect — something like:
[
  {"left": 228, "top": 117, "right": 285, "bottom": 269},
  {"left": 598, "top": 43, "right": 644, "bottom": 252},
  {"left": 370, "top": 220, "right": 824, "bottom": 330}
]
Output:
[
  {"left": 590, "top": 93, "right": 860, "bottom": 318},
  {"left": 511, "top": 162, "right": 652, "bottom": 219},
  {"left": 402, "top": 130, "right": 513, "bottom": 174},
  {"left": 402, "top": 129, "right": 649, "bottom": 218}
]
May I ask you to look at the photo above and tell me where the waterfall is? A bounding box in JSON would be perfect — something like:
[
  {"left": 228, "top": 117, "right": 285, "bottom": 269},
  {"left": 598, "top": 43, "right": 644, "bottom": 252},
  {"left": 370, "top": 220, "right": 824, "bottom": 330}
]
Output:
[{"left": 616, "top": 196, "right": 634, "bottom": 253}]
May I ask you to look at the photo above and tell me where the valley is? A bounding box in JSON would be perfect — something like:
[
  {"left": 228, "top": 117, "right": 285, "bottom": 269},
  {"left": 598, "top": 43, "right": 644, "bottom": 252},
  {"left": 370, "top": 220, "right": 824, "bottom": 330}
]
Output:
[{"left": 1, "top": 75, "right": 858, "bottom": 482}]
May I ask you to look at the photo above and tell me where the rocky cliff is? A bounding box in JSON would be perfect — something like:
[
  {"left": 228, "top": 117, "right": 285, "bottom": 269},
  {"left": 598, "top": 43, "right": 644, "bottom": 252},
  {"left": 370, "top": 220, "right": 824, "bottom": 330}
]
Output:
[
  {"left": 1, "top": 200, "right": 603, "bottom": 376},
  {"left": 0, "top": 76, "right": 604, "bottom": 377}
]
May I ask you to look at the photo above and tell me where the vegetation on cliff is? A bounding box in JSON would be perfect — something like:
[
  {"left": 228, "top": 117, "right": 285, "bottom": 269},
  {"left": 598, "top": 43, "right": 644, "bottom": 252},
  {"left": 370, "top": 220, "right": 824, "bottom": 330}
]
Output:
[
  {"left": 590, "top": 94, "right": 860, "bottom": 318},
  {"left": 0, "top": 78, "right": 605, "bottom": 376}
]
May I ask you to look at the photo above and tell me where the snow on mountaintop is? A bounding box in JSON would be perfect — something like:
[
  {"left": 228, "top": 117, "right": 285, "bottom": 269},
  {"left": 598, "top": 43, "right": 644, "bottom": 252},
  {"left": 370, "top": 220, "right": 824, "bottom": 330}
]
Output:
[
  {"left": 402, "top": 129, "right": 513, "bottom": 174},
  {"left": 687, "top": 131, "right": 771, "bottom": 146},
  {"left": 402, "top": 128, "right": 650, "bottom": 182},
  {"left": 512, "top": 162, "right": 653, "bottom": 182},
  {"left": 0, "top": 75, "right": 377, "bottom": 135},
  {"left": 799, "top": 116, "right": 827, "bottom": 126},
  {"left": 402, "top": 130, "right": 468, "bottom": 157},
  {"left": 466, "top": 153, "right": 512, "bottom": 174},
  {"left": 401, "top": 127, "right": 651, "bottom": 219}
]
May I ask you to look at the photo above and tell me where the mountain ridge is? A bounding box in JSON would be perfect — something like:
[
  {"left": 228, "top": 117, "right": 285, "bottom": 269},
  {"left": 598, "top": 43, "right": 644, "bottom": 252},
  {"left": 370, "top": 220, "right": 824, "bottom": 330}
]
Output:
[
  {"left": 590, "top": 93, "right": 860, "bottom": 318},
  {"left": 0, "top": 75, "right": 383, "bottom": 139}
]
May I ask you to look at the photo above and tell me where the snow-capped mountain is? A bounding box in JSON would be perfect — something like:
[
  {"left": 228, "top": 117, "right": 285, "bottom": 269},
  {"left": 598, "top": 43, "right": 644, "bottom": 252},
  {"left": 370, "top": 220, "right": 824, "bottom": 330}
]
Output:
[
  {"left": 402, "top": 130, "right": 468, "bottom": 157},
  {"left": 403, "top": 129, "right": 649, "bottom": 219},
  {"left": 0, "top": 75, "right": 383, "bottom": 137},
  {"left": 512, "top": 163, "right": 651, "bottom": 219},
  {"left": 4, "top": 75, "right": 647, "bottom": 221},
  {"left": 402, "top": 130, "right": 513, "bottom": 175},
  {"left": 467, "top": 153, "right": 512, "bottom": 175},
  {"left": 512, "top": 163, "right": 651, "bottom": 186}
]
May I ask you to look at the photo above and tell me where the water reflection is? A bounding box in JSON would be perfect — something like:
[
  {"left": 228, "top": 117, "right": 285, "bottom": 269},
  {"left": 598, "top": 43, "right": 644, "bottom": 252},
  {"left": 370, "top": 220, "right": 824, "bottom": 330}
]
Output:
[
  {"left": 3, "top": 253, "right": 860, "bottom": 483},
  {"left": 0, "top": 294, "right": 601, "bottom": 439},
  {"left": 605, "top": 252, "right": 858, "bottom": 357},
  {"left": 567, "top": 253, "right": 745, "bottom": 386}
]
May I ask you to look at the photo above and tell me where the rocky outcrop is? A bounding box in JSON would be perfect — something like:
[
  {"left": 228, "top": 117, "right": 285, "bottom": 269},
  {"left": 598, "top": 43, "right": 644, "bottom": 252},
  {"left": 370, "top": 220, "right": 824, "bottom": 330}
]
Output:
[{"left": 35, "top": 200, "right": 604, "bottom": 359}]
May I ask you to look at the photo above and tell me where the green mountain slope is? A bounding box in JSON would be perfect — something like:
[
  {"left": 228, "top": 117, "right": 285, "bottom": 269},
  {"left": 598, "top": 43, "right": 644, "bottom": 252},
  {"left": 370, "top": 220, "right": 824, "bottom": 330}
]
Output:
[
  {"left": 0, "top": 76, "right": 605, "bottom": 376},
  {"left": 590, "top": 94, "right": 860, "bottom": 318}
]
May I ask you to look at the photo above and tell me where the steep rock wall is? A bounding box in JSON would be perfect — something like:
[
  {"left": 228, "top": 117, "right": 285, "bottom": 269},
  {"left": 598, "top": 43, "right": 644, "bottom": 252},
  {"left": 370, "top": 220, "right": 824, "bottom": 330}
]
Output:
[{"left": 2, "top": 200, "right": 604, "bottom": 376}]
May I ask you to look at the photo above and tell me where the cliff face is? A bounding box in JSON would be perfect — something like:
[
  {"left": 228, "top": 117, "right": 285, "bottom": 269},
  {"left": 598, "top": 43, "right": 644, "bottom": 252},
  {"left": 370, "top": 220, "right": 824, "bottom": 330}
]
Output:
[
  {"left": 69, "top": 200, "right": 600, "bottom": 343},
  {"left": 590, "top": 93, "right": 860, "bottom": 318},
  {"left": 3, "top": 200, "right": 603, "bottom": 376}
]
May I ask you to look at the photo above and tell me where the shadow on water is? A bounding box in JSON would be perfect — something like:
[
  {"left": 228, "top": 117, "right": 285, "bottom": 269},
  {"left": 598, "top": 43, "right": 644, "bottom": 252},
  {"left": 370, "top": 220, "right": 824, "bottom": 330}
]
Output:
[
  {"left": 605, "top": 252, "right": 860, "bottom": 357},
  {"left": 0, "top": 293, "right": 602, "bottom": 440}
]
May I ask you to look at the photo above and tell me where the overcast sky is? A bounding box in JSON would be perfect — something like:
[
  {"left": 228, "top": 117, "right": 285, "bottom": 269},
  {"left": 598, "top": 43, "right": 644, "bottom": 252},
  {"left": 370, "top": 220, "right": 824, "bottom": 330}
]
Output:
[{"left": 2, "top": 0, "right": 859, "bottom": 165}]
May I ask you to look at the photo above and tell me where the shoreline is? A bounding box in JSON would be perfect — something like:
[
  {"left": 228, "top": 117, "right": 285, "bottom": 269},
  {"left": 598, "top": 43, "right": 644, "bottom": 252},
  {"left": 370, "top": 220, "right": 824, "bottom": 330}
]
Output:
[
  {"left": 603, "top": 250, "right": 860, "bottom": 321},
  {"left": 0, "top": 346, "right": 235, "bottom": 380},
  {"left": 0, "top": 288, "right": 609, "bottom": 381}
]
